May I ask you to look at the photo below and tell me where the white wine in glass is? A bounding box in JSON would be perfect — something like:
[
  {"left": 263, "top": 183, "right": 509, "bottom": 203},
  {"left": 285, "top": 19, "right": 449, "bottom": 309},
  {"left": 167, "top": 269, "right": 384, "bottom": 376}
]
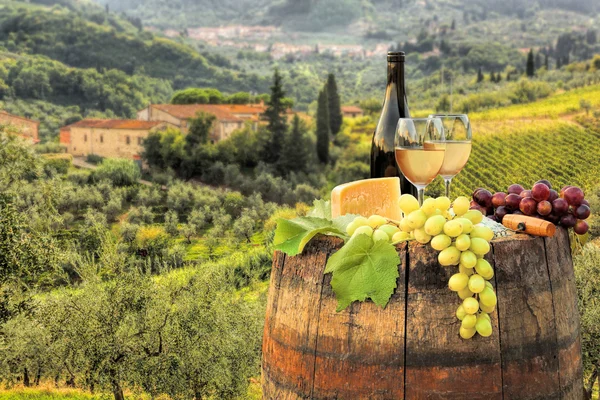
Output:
[
  {"left": 395, "top": 118, "right": 446, "bottom": 205},
  {"left": 428, "top": 114, "right": 472, "bottom": 197}
]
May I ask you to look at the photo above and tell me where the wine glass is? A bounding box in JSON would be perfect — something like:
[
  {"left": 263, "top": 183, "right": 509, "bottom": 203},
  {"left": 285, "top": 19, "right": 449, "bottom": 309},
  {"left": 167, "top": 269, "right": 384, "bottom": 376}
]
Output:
[
  {"left": 428, "top": 114, "right": 472, "bottom": 197},
  {"left": 395, "top": 117, "right": 445, "bottom": 206}
]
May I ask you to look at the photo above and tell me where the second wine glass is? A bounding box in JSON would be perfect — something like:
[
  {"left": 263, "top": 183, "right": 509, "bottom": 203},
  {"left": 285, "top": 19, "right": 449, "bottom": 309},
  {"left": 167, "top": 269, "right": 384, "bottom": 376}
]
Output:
[
  {"left": 428, "top": 114, "right": 472, "bottom": 197},
  {"left": 395, "top": 117, "right": 445, "bottom": 205}
]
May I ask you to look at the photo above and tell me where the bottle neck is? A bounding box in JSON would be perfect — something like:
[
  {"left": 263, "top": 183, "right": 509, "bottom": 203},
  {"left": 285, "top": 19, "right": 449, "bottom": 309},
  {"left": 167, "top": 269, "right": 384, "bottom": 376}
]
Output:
[{"left": 385, "top": 61, "right": 406, "bottom": 100}]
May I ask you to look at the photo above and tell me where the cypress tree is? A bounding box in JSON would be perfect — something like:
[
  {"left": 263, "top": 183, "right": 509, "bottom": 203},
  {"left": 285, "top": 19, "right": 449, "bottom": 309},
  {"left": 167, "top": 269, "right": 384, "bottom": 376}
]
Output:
[
  {"left": 316, "top": 88, "right": 330, "bottom": 164},
  {"left": 280, "top": 115, "right": 309, "bottom": 173},
  {"left": 262, "top": 69, "right": 288, "bottom": 164},
  {"left": 489, "top": 72, "right": 495, "bottom": 82},
  {"left": 326, "top": 73, "right": 342, "bottom": 135},
  {"left": 556, "top": 57, "right": 562, "bottom": 69},
  {"left": 526, "top": 49, "right": 535, "bottom": 77},
  {"left": 544, "top": 53, "right": 549, "bottom": 70},
  {"left": 476, "top": 67, "right": 484, "bottom": 83}
]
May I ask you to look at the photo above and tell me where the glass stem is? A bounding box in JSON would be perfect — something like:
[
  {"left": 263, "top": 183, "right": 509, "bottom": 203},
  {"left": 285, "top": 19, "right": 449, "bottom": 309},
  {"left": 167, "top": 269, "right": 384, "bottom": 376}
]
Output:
[
  {"left": 444, "top": 178, "right": 452, "bottom": 198},
  {"left": 417, "top": 188, "right": 425, "bottom": 206}
]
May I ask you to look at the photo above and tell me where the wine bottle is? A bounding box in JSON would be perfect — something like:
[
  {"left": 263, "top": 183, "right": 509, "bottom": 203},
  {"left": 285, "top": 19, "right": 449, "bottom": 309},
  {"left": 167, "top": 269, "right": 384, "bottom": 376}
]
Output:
[{"left": 370, "top": 51, "right": 417, "bottom": 196}]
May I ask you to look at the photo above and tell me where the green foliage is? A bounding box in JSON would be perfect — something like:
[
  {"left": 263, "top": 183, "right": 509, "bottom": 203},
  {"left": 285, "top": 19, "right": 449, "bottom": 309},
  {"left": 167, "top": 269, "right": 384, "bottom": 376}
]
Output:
[
  {"left": 325, "top": 233, "right": 400, "bottom": 311},
  {"left": 316, "top": 87, "right": 331, "bottom": 163},
  {"left": 327, "top": 73, "right": 342, "bottom": 135},
  {"left": 92, "top": 159, "right": 141, "bottom": 187},
  {"left": 262, "top": 69, "right": 288, "bottom": 165},
  {"left": 273, "top": 216, "right": 348, "bottom": 256},
  {"left": 574, "top": 244, "right": 600, "bottom": 395},
  {"left": 171, "top": 88, "right": 224, "bottom": 104}
]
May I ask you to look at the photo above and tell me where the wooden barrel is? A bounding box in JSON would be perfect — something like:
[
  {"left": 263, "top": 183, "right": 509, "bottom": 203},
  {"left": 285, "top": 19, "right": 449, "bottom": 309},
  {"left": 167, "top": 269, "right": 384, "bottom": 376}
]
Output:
[{"left": 261, "top": 227, "right": 584, "bottom": 399}]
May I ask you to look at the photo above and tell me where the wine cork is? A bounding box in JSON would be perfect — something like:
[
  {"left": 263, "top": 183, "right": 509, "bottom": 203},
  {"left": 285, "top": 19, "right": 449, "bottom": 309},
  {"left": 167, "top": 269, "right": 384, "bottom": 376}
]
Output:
[{"left": 502, "top": 214, "right": 556, "bottom": 237}]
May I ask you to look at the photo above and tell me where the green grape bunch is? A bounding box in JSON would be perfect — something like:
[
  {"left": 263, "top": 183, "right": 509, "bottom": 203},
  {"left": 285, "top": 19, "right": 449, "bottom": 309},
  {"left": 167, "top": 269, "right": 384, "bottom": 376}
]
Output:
[{"left": 396, "top": 194, "right": 497, "bottom": 340}]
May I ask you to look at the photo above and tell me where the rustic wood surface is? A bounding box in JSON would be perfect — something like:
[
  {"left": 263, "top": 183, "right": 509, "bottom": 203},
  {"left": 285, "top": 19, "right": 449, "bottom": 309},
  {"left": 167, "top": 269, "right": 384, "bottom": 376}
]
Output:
[{"left": 261, "top": 228, "right": 584, "bottom": 399}]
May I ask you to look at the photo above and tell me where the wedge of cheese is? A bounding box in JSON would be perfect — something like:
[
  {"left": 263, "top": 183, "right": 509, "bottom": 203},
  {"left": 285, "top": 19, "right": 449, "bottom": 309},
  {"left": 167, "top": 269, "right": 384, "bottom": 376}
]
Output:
[{"left": 331, "top": 177, "right": 402, "bottom": 221}]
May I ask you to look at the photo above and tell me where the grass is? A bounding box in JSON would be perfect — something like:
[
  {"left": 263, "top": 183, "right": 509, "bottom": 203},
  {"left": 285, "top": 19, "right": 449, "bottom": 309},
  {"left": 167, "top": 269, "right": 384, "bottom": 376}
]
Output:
[{"left": 0, "top": 386, "right": 99, "bottom": 400}]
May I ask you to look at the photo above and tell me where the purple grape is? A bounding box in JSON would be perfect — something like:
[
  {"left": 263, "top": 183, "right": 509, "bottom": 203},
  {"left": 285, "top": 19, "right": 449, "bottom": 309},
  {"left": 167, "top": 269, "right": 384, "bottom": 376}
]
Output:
[
  {"left": 574, "top": 220, "right": 589, "bottom": 235},
  {"left": 520, "top": 198, "right": 538, "bottom": 216},
  {"left": 492, "top": 192, "right": 507, "bottom": 208},
  {"left": 474, "top": 189, "right": 493, "bottom": 208},
  {"left": 520, "top": 190, "right": 532, "bottom": 198},
  {"left": 495, "top": 205, "right": 509, "bottom": 221},
  {"left": 535, "top": 179, "right": 552, "bottom": 189},
  {"left": 508, "top": 184, "right": 524, "bottom": 195},
  {"left": 582, "top": 199, "right": 590, "bottom": 207},
  {"left": 505, "top": 194, "right": 522, "bottom": 210},
  {"left": 537, "top": 200, "right": 552, "bottom": 216},
  {"left": 552, "top": 198, "right": 569, "bottom": 216},
  {"left": 547, "top": 213, "right": 561, "bottom": 224},
  {"left": 548, "top": 189, "right": 559, "bottom": 203},
  {"left": 564, "top": 187, "right": 584, "bottom": 207},
  {"left": 531, "top": 183, "right": 550, "bottom": 202},
  {"left": 559, "top": 185, "right": 573, "bottom": 198},
  {"left": 574, "top": 204, "right": 591, "bottom": 220},
  {"left": 560, "top": 214, "right": 577, "bottom": 228}
]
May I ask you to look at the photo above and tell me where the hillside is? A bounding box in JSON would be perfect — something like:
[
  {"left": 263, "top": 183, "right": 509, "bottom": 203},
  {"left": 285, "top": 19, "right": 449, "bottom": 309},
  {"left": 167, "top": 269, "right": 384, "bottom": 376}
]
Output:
[{"left": 92, "top": 0, "right": 599, "bottom": 44}]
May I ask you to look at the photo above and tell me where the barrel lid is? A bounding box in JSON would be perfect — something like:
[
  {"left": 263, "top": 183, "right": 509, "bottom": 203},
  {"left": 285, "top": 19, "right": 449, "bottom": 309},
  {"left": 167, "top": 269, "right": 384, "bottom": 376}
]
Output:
[{"left": 387, "top": 51, "right": 405, "bottom": 62}]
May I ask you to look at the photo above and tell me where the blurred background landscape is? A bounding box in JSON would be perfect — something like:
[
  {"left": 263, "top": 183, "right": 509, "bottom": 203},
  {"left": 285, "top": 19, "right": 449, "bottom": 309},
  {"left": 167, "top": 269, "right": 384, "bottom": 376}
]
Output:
[{"left": 1, "top": 0, "right": 600, "bottom": 399}]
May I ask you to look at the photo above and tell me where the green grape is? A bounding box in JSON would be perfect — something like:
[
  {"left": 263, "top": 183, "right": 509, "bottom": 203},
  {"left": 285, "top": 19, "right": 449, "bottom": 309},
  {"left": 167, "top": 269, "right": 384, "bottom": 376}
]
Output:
[
  {"left": 448, "top": 273, "right": 470, "bottom": 291},
  {"left": 485, "top": 281, "right": 493, "bottom": 290},
  {"left": 431, "top": 234, "right": 452, "bottom": 251},
  {"left": 399, "top": 218, "right": 413, "bottom": 232},
  {"left": 346, "top": 220, "right": 358, "bottom": 236},
  {"left": 392, "top": 231, "right": 411, "bottom": 242},
  {"left": 470, "top": 238, "right": 491, "bottom": 255},
  {"left": 413, "top": 228, "right": 432, "bottom": 244},
  {"left": 421, "top": 198, "right": 437, "bottom": 216},
  {"left": 406, "top": 210, "right": 427, "bottom": 229},
  {"left": 476, "top": 318, "right": 493, "bottom": 337},
  {"left": 353, "top": 225, "right": 374, "bottom": 237},
  {"left": 433, "top": 208, "right": 443, "bottom": 216},
  {"left": 475, "top": 259, "right": 494, "bottom": 280},
  {"left": 459, "top": 264, "right": 474, "bottom": 276},
  {"left": 457, "top": 286, "right": 474, "bottom": 299},
  {"left": 455, "top": 234, "right": 471, "bottom": 251},
  {"left": 399, "top": 194, "right": 420, "bottom": 215},
  {"left": 368, "top": 215, "right": 388, "bottom": 229},
  {"left": 373, "top": 229, "right": 390, "bottom": 242},
  {"left": 461, "top": 314, "right": 477, "bottom": 329},
  {"left": 438, "top": 246, "right": 461, "bottom": 266},
  {"left": 443, "top": 220, "right": 463, "bottom": 237},
  {"left": 379, "top": 224, "right": 400, "bottom": 237},
  {"left": 456, "top": 218, "right": 473, "bottom": 234},
  {"left": 468, "top": 274, "right": 485, "bottom": 293},
  {"left": 478, "top": 312, "right": 491, "bottom": 323},
  {"left": 435, "top": 196, "right": 451, "bottom": 211},
  {"left": 346, "top": 216, "right": 368, "bottom": 235},
  {"left": 463, "top": 210, "right": 484, "bottom": 225},
  {"left": 460, "top": 326, "right": 476, "bottom": 339},
  {"left": 456, "top": 305, "right": 467, "bottom": 321},
  {"left": 479, "top": 287, "right": 497, "bottom": 308},
  {"left": 453, "top": 196, "right": 470, "bottom": 216},
  {"left": 480, "top": 302, "right": 495, "bottom": 313},
  {"left": 463, "top": 297, "right": 480, "bottom": 314},
  {"left": 471, "top": 225, "right": 494, "bottom": 241},
  {"left": 424, "top": 215, "right": 446, "bottom": 236},
  {"left": 460, "top": 251, "right": 477, "bottom": 269}
]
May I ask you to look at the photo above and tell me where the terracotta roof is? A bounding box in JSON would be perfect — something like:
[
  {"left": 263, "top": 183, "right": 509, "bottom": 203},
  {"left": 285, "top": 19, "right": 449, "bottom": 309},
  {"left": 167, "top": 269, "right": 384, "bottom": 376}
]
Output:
[
  {"left": 341, "top": 106, "right": 363, "bottom": 113},
  {"left": 62, "top": 119, "right": 164, "bottom": 130},
  {"left": 151, "top": 104, "right": 243, "bottom": 122},
  {"left": 225, "top": 104, "right": 266, "bottom": 114},
  {"left": 0, "top": 110, "right": 40, "bottom": 125}
]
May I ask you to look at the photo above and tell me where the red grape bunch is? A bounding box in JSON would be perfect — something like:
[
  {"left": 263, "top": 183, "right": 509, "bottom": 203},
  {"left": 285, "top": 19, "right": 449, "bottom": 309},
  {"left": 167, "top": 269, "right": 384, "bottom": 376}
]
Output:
[{"left": 469, "top": 180, "right": 590, "bottom": 235}]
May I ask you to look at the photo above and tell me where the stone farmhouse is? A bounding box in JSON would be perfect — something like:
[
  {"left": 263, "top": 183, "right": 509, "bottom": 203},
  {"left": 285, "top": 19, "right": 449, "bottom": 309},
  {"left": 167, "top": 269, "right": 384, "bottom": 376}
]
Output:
[
  {"left": 59, "top": 119, "right": 170, "bottom": 160},
  {"left": 136, "top": 103, "right": 269, "bottom": 142},
  {"left": 0, "top": 110, "right": 40, "bottom": 142}
]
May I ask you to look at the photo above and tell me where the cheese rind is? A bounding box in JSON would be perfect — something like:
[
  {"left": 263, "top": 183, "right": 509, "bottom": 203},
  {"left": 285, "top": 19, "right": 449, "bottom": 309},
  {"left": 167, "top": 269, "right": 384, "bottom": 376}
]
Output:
[{"left": 331, "top": 177, "right": 402, "bottom": 221}]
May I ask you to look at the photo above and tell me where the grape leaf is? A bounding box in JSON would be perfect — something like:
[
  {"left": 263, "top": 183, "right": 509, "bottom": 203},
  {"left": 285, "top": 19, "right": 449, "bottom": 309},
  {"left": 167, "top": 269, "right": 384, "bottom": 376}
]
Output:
[
  {"left": 307, "top": 199, "right": 331, "bottom": 219},
  {"left": 325, "top": 234, "right": 400, "bottom": 312},
  {"left": 273, "top": 217, "right": 347, "bottom": 256}
]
